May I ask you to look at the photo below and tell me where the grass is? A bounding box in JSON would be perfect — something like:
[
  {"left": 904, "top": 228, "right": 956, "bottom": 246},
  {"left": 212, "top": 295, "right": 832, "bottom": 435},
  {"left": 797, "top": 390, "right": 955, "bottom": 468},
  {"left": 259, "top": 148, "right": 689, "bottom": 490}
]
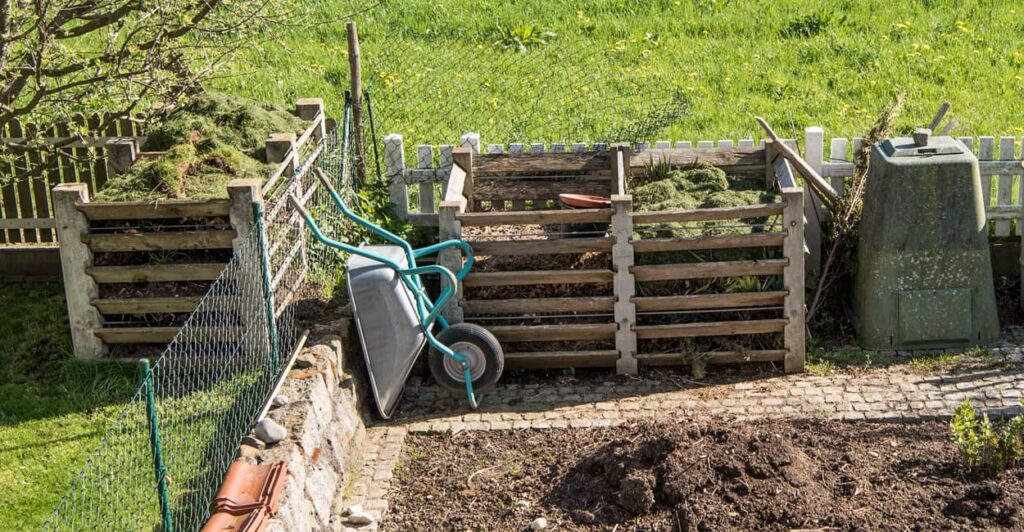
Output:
[
  {"left": 210, "top": 0, "right": 1024, "bottom": 147},
  {"left": 0, "top": 283, "right": 136, "bottom": 530},
  {"left": 806, "top": 344, "right": 1008, "bottom": 376}
]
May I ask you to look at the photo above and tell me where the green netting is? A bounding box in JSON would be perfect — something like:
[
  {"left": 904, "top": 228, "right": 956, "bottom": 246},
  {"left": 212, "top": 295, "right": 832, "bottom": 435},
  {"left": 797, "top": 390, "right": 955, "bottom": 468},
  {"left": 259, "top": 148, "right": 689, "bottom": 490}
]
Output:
[{"left": 44, "top": 115, "right": 352, "bottom": 532}]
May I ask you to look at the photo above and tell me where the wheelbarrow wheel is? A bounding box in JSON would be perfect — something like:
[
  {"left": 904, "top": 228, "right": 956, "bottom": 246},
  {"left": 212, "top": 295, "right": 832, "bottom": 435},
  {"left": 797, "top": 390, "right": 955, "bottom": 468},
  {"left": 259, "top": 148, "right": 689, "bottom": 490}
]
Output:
[{"left": 428, "top": 323, "right": 504, "bottom": 394}]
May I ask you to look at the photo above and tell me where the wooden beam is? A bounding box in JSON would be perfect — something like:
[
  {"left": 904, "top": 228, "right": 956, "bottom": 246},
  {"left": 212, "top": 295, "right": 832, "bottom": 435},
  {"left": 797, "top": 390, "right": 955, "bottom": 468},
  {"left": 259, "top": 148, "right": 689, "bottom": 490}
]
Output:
[
  {"left": 464, "top": 269, "right": 614, "bottom": 287},
  {"left": 86, "top": 263, "right": 226, "bottom": 283},
  {"left": 470, "top": 237, "right": 613, "bottom": 256},
  {"left": 463, "top": 296, "right": 614, "bottom": 315},
  {"left": 487, "top": 323, "right": 616, "bottom": 342},
  {"left": 636, "top": 350, "right": 787, "bottom": 365},
  {"left": 472, "top": 178, "right": 611, "bottom": 201},
  {"left": 631, "top": 259, "right": 787, "bottom": 282},
  {"left": 631, "top": 232, "right": 784, "bottom": 253},
  {"left": 78, "top": 199, "right": 231, "bottom": 220},
  {"left": 82, "top": 230, "right": 236, "bottom": 252},
  {"left": 92, "top": 297, "right": 202, "bottom": 315},
  {"left": 474, "top": 151, "right": 612, "bottom": 175},
  {"left": 95, "top": 327, "right": 179, "bottom": 343},
  {"left": 458, "top": 208, "right": 613, "bottom": 226},
  {"left": 632, "top": 291, "right": 787, "bottom": 312},
  {"left": 629, "top": 146, "right": 766, "bottom": 172},
  {"left": 634, "top": 319, "right": 787, "bottom": 339},
  {"left": 443, "top": 163, "right": 467, "bottom": 203},
  {"left": 631, "top": 203, "right": 783, "bottom": 224},
  {"left": 504, "top": 350, "right": 618, "bottom": 369}
]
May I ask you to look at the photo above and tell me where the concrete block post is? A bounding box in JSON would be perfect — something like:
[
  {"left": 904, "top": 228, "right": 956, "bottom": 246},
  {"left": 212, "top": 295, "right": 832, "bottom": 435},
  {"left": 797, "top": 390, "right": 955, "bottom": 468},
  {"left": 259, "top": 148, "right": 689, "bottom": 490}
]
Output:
[
  {"left": 52, "top": 183, "right": 106, "bottom": 359},
  {"left": 451, "top": 147, "right": 474, "bottom": 206},
  {"left": 266, "top": 133, "right": 297, "bottom": 175},
  {"left": 781, "top": 186, "right": 806, "bottom": 373},
  {"left": 383, "top": 134, "right": 408, "bottom": 220},
  {"left": 611, "top": 193, "right": 638, "bottom": 375},
  {"left": 227, "top": 179, "right": 264, "bottom": 251},
  {"left": 104, "top": 138, "right": 137, "bottom": 177},
  {"left": 296, "top": 98, "right": 326, "bottom": 141}
]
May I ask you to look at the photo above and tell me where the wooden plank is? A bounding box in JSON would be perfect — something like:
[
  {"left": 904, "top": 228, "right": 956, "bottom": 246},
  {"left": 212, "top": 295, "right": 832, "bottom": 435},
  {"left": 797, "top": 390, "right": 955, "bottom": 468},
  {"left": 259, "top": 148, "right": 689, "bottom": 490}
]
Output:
[
  {"left": 633, "top": 291, "right": 787, "bottom": 312},
  {"left": 95, "top": 327, "right": 179, "bottom": 343},
  {"left": 470, "top": 237, "right": 613, "bottom": 256},
  {"left": 631, "top": 203, "right": 783, "bottom": 224},
  {"left": 979, "top": 137, "right": 995, "bottom": 210},
  {"left": 636, "top": 350, "right": 787, "bottom": 365},
  {"left": 634, "top": 319, "right": 787, "bottom": 339},
  {"left": 0, "top": 217, "right": 55, "bottom": 229},
  {"left": 87, "top": 263, "right": 226, "bottom": 283},
  {"left": 474, "top": 151, "right": 612, "bottom": 175},
  {"left": 504, "top": 350, "right": 618, "bottom": 369},
  {"left": 78, "top": 199, "right": 232, "bottom": 220},
  {"left": 83, "top": 230, "right": 235, "bottom": 252},
  {"left": 462, "top": 296, "right": 614, "bottom": 315},
  {"left": 631, "top": 232, "right": 784, "bottom": 253},
  {"left": 444, "top": 162, "right": 467, "bottom": 203},
  {"left": 995, "top": 137, "right": 1016, "bottom": 236},
  {"left": 417, "top": 145, "right": 435, "bottom": 214},
  {"left": 92, "top": 297, "right": 202, "bottom": 314},
  {"left": 980, "top": 161, "right": 1024, "bottom": 175},
  {"left": 781, "top": 186, "right": 806, "bottom": 373},
  {"left": 10, "top": 119, "right": 37, "bottom": 243},
  {"left": 472, "top": 178, "right": 610, "bottom": 201},
  {"left": 632, "top": 259, "right": 787, "bottom": 282},
  {"left": 464, "top": 269, "right": 613, "bottom": 287},
  {"left": 630, "top": 147, "right": 766, "bottom": 172},
  {"left": 987, "top": 204, "right": 1023, "bottom": 220},
  {"left": 459, "top": 208, "right": 612, "bottom": 226},
  {"left": 829, "top": 137, "right": 848, "bottom": 194},
  {"left": 487, "top": 323, "right": 616, "bottom": 342}
]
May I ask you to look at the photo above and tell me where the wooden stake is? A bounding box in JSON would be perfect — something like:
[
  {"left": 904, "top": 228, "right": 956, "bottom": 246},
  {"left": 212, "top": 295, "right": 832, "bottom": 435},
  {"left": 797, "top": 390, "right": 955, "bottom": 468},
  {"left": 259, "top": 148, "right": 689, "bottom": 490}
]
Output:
[
  {"left": 347, "top": 21, "right": 366, "bottom": 184},
  {"left": 755, "top": 117, "right": 840, "bottom": 211}
]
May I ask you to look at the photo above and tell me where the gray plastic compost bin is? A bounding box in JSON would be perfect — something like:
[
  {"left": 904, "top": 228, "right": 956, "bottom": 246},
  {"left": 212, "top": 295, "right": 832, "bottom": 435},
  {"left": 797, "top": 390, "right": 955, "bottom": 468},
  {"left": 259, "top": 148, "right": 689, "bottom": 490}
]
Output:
[
  {"left": 852, "top": 133, "right": 999, "bottom": 349},
  {"left": 347, "top": 245, "right": 427, "bottom": 419}
]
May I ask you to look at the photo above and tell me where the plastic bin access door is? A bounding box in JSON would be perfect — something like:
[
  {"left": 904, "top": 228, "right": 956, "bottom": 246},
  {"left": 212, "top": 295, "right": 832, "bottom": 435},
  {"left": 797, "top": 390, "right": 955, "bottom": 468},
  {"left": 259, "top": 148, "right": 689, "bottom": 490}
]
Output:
[{"left": 346, "top": 245, "right": 427, "bottom": 419}]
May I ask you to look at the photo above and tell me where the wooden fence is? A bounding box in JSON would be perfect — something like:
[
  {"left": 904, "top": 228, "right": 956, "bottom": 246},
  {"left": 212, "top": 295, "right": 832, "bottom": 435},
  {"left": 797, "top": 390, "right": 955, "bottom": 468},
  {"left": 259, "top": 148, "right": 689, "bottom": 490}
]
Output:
[
  {"left": 0, "top": 114, "right": 145, "bottom": 244},
  {"left": 437, "top": 142, "right": 805, "bottom": 375}
]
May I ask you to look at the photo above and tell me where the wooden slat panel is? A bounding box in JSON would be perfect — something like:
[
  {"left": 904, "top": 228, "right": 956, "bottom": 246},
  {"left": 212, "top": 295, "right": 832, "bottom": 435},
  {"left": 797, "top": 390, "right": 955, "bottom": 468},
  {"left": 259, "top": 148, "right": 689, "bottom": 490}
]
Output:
[
  {"left": 637, "top": 350, "right": 787, "bottom": 365},
  {"left": 504, "top": 350, "right": 618, "bottom": 369},
  {"left": 10, "top": 119, "right": 37, "bottom": 243},
  {"left": 474, "top": 151, "right": 612, "bottom": 175},
  {"left": 632, "top": 203, "right": 783, "bottom": 224},
  {"left": 634, "top": 319, "right": 786, "bottom": 339},
  {"left": 488, "top": 323, "right": 616, "bottom": 342},
  {"left": 0, "top": 217, "right": 55, "bottom": 229},
  {"left": 92, "top": 297, "right": 202, "bottom": 315},
  {"left": 470, "top": 237, "right": 613, "bottom": 256},
  {"left": 464, "top": 269, "right": 614, "bottom": 287},
  {"left": 630, "top": 147, "right": 766, "bottom": 175},
  {"left": 633, "top": 291, "right": 787, "bottom": 312},
  {"left": 631, "top": 232, "right": 784, "bottom": 253},
  {"left": 27, "top": 123, "right": 54, "bottom": 242},
  {"left": 79, "top": 199, "right": 232, "bottom": 220},
  {"left": 462, "top": 296, "right": 615, "bottom": 315},
  {"left": 995, "top": 137, "right": 1017, "bottom": 236},
  {"left": 96, "top": 327, "right": 179, "bottom": 343},
  {"left": 632, "top": 259, "right": 786, "bottom": 282},
  {"left": 83, "top": 230, "right": 235, "bottom": 252},
  {"left": 87, "top": 263, "right": 226, "bottom": 283},
  {"left": 473, "top": 178, "right": 610, "bottom": 201},
  {"left": 459, "top": 208, "right": 612, "bottom": 226}
]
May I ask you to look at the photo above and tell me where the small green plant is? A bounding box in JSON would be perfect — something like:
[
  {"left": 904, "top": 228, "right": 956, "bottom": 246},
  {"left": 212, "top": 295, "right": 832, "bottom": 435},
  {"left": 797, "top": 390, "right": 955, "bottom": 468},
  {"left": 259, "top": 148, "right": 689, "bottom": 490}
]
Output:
[
  {"left": 493, "top": 24, "right": 556, "bottom": 53},
  {"left": 950, "top": 399, "right": 1024, "bottom": 473},
  {"left": 780, "top": 13, "right": 842, "bottom": 38}
]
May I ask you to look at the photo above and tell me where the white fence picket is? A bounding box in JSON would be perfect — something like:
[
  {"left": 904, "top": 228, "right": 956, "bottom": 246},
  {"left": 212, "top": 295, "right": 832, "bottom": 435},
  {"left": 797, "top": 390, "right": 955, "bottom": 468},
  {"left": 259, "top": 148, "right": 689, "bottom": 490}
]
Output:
[
  {"left": 996, "top": 137, "right": 1016, "bottom": 236},
  {"left": 416, "top": 145, "right": 434, "bottom": 214}
]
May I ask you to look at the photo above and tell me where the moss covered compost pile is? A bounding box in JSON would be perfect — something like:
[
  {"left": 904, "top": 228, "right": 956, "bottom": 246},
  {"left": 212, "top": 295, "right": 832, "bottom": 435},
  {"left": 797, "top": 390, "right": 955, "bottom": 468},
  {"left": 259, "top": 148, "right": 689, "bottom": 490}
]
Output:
[
  {"left": 632, "top": 163, "right": 775, "bottom": 213},
  {"left": 97, "top": 93, "right": 308, "bottom": 201}
]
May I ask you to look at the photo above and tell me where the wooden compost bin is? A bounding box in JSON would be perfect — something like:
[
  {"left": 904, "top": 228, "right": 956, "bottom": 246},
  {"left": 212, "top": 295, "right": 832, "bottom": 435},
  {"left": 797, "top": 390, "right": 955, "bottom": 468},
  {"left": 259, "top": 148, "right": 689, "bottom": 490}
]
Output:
[{"left": 438, "top": 143, "right": 805, "bottom": 375}]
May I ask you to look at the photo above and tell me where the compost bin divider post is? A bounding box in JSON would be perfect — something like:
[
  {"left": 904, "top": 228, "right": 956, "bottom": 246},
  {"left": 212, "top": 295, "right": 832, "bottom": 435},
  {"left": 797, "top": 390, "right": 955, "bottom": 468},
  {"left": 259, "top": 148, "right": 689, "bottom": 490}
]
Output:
[
  {"left": 140, "top": 358, "right": 173, "bottom": 532},
  {"left": 610, "top": 146, "right": 638, "bottom": 375},
  {"left": 52, "top": 182, "right": 106, "bottom": 359},
  {"left": 439, "top": 155, "right": 469, "bottom": 324},
  {"left": 780, "top": 173, "right": 806, "bottom": 373}
]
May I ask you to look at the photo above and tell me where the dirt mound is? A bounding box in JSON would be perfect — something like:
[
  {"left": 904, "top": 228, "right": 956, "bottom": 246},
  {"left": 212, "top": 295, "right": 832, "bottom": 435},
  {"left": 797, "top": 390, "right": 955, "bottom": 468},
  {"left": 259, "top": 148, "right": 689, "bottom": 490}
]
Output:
[
  {"left": 97, "top": 92, "right": 307, "bottom": 201},
  {"left": 553, "top": 422, "right": 829, "bottom": 529}
]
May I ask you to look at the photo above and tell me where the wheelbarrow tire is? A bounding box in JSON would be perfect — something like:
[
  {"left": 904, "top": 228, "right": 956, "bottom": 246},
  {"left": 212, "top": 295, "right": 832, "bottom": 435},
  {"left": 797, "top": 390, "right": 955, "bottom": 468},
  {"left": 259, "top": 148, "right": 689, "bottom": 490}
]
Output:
[{"left": 428, "top": 323, "right": 504, "bottom": 394}]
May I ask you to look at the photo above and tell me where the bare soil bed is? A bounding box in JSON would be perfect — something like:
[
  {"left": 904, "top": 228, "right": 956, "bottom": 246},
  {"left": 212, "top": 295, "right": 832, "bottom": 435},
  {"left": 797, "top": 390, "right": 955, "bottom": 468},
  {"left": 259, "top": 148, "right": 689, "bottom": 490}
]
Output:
[{"left": 387, "top": 419, "right": 1023, "bottom": 531}]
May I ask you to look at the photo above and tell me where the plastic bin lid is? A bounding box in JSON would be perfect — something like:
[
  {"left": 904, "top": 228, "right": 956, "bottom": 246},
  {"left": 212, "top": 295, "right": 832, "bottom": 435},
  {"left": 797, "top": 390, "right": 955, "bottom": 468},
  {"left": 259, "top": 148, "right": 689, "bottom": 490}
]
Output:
[{"left": 558, "top": 193, "right": 612, "bottom": 208}]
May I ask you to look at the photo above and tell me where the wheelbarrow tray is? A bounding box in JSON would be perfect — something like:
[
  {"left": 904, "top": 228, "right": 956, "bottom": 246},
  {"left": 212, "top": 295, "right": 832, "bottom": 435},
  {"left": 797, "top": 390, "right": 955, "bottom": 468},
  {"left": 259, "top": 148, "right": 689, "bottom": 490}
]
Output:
[{"left": 346, "top": 245, "right": 428, "bottom": 419}]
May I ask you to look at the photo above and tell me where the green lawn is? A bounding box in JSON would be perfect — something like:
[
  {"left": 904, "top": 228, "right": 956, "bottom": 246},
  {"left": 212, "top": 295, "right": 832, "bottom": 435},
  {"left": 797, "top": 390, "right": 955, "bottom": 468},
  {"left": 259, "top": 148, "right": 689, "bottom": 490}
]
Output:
[
  {"left": 0, "top": 283, "right": 135, "bottom": 530},
  {"left": 211, "top": 0, "right": 1024, "bottom": 148}
]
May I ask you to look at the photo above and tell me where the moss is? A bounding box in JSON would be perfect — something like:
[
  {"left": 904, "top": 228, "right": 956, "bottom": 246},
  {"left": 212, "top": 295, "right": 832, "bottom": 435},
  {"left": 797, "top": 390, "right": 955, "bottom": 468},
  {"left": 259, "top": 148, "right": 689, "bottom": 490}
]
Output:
[{"left": 95, "top": 93, "right": 307, "bottom": 201}]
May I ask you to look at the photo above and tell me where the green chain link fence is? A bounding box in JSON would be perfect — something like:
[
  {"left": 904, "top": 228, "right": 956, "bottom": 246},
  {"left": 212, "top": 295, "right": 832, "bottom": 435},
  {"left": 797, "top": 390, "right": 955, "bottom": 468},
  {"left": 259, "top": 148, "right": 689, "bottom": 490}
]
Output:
[{"left": 44, "top": 109, "right": 355, "bottom": 531}]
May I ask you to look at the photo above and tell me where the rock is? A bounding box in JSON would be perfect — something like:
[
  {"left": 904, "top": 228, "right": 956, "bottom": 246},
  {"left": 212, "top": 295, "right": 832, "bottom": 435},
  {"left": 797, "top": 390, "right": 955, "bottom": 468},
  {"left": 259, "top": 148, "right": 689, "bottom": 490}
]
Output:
[
  {"left": 529, "top": 517, "right": 547, "bottom": 530},
  {"left": 239, "top": 444, "right": 261, "bottom": 458},
  {"left": 240, "top": 435, "right": 266, "bottom": 449},
  {"left": 293, "top": 352, "right": 317, "bottom": 369},
  {"left": 272, "top": 395, "right": 290, "bottom": 408},
  {"left": 345, "top": 507, "right": 375, "bottom": 526},
  {"left": 570, "top": 509, "right": 595, "bottom": 524},
  {"left": 254, "top": 418, "right": 287, "bottom": 445},
  {"left": 867, "top": 451, "right": 879, "bottom": 458},
  {"left": 340, "top": 505, "right": 362, "bottom": 517},
  {"left": 515, "top": 500, "right": 530, "bottom": 509}
]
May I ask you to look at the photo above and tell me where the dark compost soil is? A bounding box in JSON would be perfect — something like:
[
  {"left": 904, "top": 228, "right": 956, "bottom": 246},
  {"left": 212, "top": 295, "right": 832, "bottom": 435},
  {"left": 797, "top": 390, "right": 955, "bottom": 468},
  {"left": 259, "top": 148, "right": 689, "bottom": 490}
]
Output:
[{"left": 387, "top": 419, "right": 1024, "bottom": 531}]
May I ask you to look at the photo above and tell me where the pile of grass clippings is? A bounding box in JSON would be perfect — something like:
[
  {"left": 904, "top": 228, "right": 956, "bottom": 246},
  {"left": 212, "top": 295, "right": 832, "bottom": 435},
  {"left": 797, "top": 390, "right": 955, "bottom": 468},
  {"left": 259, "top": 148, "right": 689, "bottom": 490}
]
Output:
[{"left": 97, "top": 93, "right": 308, "bottom": 201}]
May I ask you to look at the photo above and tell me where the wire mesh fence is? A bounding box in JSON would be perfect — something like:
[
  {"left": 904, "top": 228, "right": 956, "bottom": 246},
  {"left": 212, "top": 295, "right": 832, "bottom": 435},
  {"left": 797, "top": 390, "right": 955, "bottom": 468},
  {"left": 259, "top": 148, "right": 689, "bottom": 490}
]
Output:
[{"left": 44, "top": 109, "right": 355, "bottom": 532}]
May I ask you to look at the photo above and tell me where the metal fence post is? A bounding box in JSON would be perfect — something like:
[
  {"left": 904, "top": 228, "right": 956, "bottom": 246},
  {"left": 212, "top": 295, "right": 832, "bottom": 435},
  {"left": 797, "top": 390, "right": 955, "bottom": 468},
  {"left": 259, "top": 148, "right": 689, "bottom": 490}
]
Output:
[
  {"left": 252, "top": 202, "right": 280, "bottom": 372},
  {"left": 364, "top": 90, "right": 382, "bottom": 179},
  {"left": 140, "top": 359, "right": 173, "bottom": 532}
]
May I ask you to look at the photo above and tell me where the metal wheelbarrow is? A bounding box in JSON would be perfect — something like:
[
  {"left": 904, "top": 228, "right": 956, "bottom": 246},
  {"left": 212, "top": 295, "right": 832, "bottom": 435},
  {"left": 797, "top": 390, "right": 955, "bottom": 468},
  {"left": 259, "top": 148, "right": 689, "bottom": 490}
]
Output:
[{"left": 289, "top": 169, "right": 504, "bottom": 418}]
